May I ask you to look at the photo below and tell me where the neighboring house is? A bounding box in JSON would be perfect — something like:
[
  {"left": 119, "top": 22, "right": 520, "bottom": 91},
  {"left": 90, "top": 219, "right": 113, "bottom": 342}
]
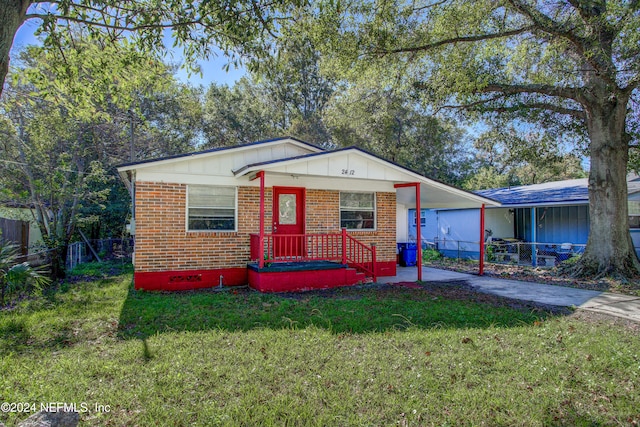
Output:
[
  {"left": 117, "top": 137, "right": 496, "bottom": 292},
  {"left": 414, "top": 177, "right": 640, "bottom": 262},
  {"left": 0, "top": 203, "right": 45, "bottom": 255}
]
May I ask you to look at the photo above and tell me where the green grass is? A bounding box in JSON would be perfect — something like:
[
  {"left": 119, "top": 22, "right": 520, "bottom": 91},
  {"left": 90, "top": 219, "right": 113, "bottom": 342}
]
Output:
[{"left": 1, "top": 264, "right": 639, "bottom": 426}]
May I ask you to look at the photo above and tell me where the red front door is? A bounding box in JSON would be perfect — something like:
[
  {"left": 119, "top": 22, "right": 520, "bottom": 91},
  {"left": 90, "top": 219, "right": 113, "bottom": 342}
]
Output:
[{"left": 272, "top": 187, "right": 305, "bottom": 258}]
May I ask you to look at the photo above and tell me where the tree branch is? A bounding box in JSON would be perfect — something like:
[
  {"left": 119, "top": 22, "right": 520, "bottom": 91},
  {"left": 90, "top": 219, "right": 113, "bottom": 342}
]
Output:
[
  {"left": 251, "top": 1, "right": 278, "bottom": 39},
  {"left": 437, "top": 94, "right": 586, "bottom": 120},
  {"left": 24, "top": 0, "right": 281, "bottom": 33},
  {"left": 624, "top": 74, "right": 640, "bottom": 95},
  {"left": 565, "top": 0, "right": 606, "bottom": 24},
  {"left": 486, "top": 102, "right": 586, "bottom": 120},
  {"left": 375, "top": 26, "right": 535, "bottom": 55},
  {"left": 481, "top": 83, "right": 585, "bottom": 104},
  {"left": 411, "top": 0, "right": 448, "bottom": 13},
  {"left": 507, "top": 0, "right": 617, "bottom": 86},
  {"left": 24, "top": 13, "right": 205, "bottom": 32}
]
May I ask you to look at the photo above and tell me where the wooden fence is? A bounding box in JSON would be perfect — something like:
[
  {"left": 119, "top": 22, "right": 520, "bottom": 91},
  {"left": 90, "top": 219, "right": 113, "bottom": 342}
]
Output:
[{"left": 0, "top": 217, "right": 29, "bottom": 255}]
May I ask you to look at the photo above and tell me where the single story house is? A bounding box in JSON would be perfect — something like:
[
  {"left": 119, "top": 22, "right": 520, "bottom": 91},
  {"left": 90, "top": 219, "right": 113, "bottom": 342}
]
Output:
[
  {"left": 117, "top": 137, "right": 497, "bottom": 292},
  {"left": 412, "top": 177, "right": 640, "bottom": 264}
]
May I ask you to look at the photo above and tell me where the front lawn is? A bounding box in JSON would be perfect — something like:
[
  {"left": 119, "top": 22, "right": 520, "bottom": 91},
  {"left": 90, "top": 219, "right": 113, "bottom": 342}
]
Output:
[{"left": 1, "top": 264, "right": 638, "bottom": 426}]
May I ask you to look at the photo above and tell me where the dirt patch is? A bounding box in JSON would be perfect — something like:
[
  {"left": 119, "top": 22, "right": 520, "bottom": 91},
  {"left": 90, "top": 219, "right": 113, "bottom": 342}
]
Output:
[{"left": 570, "top": 310, "right": 640, "bottom": 332}]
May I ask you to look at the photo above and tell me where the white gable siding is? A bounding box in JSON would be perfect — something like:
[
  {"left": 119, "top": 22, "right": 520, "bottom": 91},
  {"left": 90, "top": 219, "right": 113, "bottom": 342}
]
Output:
[
  {"left": 366, "top": 160, "right": 386, "bottom": 180},
  {"left": 258, "top": 153, "right": 412, "bottom": 182},
  {"left": 133, "top": 141, "right": 316, "bottom": 184}
]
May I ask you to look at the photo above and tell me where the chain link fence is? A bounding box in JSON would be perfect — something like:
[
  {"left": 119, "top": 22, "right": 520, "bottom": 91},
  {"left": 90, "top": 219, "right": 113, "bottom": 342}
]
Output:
[
  {"left": 66, "top": 238, "right": 134, "bottom": 270},
  {"left": 428, "top": 239, "right": 587, "bottom": 268},
  {"left": 14, "top": 248, "right": 55, "bottom": 268}
]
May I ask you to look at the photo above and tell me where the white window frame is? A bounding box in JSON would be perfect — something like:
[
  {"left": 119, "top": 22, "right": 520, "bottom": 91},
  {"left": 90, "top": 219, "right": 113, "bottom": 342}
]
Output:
[
  {"left": 186, "top": 185, "right": 238, "bottom": 232},
  {"left": 339, "top": 192, "right": 376, "bottom": 231}
]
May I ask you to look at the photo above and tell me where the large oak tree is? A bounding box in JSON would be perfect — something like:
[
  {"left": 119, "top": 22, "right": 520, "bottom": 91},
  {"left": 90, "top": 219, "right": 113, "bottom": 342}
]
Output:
[{"left": 316, "top": 0, "right": 640, "bottom": 278}]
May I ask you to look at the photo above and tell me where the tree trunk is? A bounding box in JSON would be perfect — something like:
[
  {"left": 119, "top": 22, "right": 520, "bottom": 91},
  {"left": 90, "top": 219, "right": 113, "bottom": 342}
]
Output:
[
  {"left": 0, "top": 0, "right": 30, "bottom": 96},
  {"left": 575, "top": 90, "right": 640, "bottom": 278}
]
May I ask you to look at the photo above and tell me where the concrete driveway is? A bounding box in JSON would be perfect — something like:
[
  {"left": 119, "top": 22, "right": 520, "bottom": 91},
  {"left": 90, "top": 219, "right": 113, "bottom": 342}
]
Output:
[{"left": 379, "top": 266, "right": 640, "bottom": 323}]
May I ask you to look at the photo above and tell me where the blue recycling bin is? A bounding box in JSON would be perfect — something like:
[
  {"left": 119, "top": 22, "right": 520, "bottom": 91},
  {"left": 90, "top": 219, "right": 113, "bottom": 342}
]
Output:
[{"left": 399, "top": 243, "right": 417, "bottom": 267}]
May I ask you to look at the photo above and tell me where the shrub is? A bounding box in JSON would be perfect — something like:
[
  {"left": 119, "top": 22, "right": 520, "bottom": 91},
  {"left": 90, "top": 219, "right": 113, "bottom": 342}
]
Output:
[
  {"left": 0, "top": 242, "right": 51, "bottom": 306},
  {"left": 423, "top": 248, "right": 442, "bottom": 262},
  {"left": 561, "top": 254, "right": 581, "bottom": 266}
]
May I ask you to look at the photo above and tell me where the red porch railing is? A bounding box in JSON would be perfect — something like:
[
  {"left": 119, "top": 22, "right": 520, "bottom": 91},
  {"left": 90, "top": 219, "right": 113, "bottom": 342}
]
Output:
[{"left": 250, "top": 228, "right": 377, "bottom": 281}]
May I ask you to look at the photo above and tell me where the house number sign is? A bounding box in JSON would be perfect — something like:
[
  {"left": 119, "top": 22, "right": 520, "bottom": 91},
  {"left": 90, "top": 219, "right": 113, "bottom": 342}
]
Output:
[
  {"left": 341, "top": 169, "right": 355, "bottom": 176},
  {"left": 169, "top": 274, "right": 202, "bottom": 283}
]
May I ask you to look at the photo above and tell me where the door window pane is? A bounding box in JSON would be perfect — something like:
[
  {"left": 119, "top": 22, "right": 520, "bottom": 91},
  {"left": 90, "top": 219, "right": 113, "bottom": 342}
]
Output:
[{"left": 279, "top": 194, "right": 297, "bottom": 225}]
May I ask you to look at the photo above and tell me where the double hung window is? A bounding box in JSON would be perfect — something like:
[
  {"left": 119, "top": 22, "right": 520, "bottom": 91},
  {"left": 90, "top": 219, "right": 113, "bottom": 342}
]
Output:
[
  {"left": 187, "top": 186, "right": 236, "bottom": 231},
  {"left": 340, "top": 192, "right": 375, "bottom": 230}
]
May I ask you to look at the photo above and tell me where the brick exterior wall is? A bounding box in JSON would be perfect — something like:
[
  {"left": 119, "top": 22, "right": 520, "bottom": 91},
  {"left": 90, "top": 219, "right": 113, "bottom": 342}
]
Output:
[
  {"left": 306, "top": 189, "right": 396, "bottom": 262},
  {"left": 134, "top": 181, "right": 396, "bottom": 273}
]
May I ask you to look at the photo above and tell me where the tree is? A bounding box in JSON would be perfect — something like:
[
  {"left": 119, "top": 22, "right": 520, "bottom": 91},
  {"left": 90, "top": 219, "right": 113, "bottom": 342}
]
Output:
[
  {"left": 325, "top": 85, "right": 474, "bottom": 185},
  {"left": 202, "top": 35, "right": 335, "bottom": 148},
  {"left": 0, "top": 0, "right": 302, "bottom": 96},
  {"left": 132, "top": 81, "right": 204, "bottom": 160},
  {"left": 315, "top": 0, "right": 640, "bottom": 278},
  {"left": 258, "top": 33, "right": 335, "bottom": 146},
  {"left": 1, "top": 40, "right": 202, "bottom": 275},
  {"left": 202, "top": 79, "right": 282, "bottom": 147},
  {"left": 463, "top": 127, "right": 587, "bottom": 190}
]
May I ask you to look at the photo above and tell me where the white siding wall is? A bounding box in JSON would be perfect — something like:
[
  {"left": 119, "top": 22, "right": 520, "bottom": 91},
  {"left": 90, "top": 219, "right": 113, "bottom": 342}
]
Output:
[
  {"left": 396, "top": 204, "right": 408, "bottom": 243},
  {"left": 424, "top": 210, "right": 439, "bottom": 242},
  {"left": 437, "top": 209, "right": 481, "bottom": 242},
  {"left": 485, "top": 208, "right": 515, "bottom": 239}
]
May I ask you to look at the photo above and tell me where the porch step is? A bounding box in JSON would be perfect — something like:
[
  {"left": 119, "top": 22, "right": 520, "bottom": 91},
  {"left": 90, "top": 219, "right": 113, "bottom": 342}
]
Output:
[
  {"left": 350, "top": 269, "right": 373, "bottom": 284},
  {"left": 249, "top": 261, "right": 368, "bottom": 292}
]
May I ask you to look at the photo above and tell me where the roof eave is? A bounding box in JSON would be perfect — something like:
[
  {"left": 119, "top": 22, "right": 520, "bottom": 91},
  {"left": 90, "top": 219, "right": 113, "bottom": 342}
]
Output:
[
  {"left": 116, "top": 136, "right": 323, "bottom": 173},
  {"left": 236, "top": 147, "right": 501, "bottom": 207}
]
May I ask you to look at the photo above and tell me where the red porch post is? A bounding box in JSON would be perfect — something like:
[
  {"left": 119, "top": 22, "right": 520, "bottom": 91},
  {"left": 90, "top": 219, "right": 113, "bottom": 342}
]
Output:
[
  {"left": 479, "top": 204, "right": 485, "bottom": 276},
  {"left": 251, "top": 171, "right": 266, "bottom": 268},
  {"left": 415, "top": 184, "right": 422, "bottom": 282},
  {"left": 394, "top": 182, "right": 423, "bottom": 282},
  {"left": 341, "top": 227, "right": 347, "bottom": 265},
  {"left": 371, "top": 244, "right": 377, "bottom": 282}
]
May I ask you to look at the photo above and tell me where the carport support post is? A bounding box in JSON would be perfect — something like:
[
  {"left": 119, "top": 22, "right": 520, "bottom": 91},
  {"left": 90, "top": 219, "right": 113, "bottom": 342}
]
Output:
[
  {"left": 416, "top": 184, "right": 422, "bottom": 282},
  {"left": 394, "top": 182, "right": 422, "bottom": 282},
  {"left": 531, "top": 207, "right": 537, "bottom": 267},
  {"left": 479, "top": 204, "right": 485, "bottom": 276}
]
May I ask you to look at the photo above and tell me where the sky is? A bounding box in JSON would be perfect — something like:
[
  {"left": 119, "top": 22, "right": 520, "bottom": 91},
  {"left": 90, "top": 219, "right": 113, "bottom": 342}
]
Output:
[{"left": 11, "top": 19, "right": 247, "bottom": 87}]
